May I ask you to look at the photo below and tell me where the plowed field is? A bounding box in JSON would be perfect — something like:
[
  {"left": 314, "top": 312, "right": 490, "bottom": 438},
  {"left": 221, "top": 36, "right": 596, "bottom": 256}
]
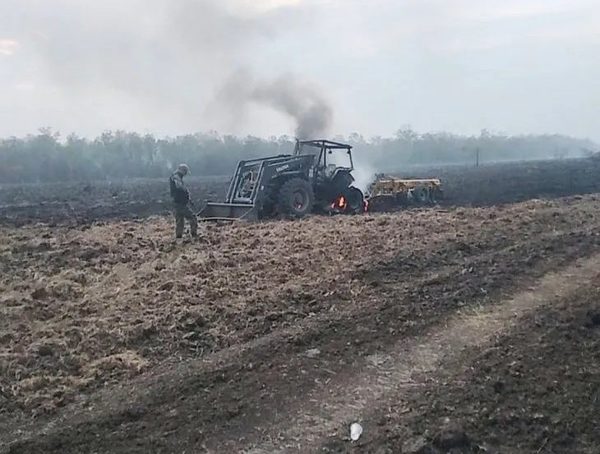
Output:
[{"left": 1, "top": 194, "right": 599, "bottom": 453}]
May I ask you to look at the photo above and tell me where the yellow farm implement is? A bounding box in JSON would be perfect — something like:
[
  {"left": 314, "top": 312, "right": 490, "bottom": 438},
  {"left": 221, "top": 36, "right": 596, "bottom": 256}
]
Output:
[{"left": 366, "top": 174, "right": 442, "bottom": 211}]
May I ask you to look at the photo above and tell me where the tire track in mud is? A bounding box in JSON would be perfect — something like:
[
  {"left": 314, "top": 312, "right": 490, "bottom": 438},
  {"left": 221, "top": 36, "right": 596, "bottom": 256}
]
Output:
[
  {"left": 351, "top": 280, "right": 600, "bottom": 454},
  {"left": 189, "top": 228, "right": 600, "bottom": 452},
  {"left": 243, "top": 253, "right": 600, "bottom": 453},
  {"left": 3, "top": 226, "right": 599, "bottom": 454}
]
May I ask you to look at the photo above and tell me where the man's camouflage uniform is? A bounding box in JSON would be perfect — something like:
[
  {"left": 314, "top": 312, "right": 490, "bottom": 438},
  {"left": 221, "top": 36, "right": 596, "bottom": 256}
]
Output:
[{"left": 169, "top": 170, "right": 198, "bottom": 238}]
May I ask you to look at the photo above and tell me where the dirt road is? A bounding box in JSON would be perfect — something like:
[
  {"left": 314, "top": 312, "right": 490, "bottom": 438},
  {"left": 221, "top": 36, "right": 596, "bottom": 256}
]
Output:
[{"left": 1, "top": 196, "right": 599, "bottom": 453}]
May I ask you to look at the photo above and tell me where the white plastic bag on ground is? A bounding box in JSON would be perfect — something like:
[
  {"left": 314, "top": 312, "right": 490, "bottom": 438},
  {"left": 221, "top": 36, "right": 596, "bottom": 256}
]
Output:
[{"left": 350, "top": 422, "right": 363, "bottom": 441}]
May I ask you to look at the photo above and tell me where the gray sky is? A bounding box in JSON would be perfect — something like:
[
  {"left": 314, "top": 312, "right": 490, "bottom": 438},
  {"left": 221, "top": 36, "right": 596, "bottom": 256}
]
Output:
[{"left": 1, "top": 0, "right": 599, "bottom": 140}]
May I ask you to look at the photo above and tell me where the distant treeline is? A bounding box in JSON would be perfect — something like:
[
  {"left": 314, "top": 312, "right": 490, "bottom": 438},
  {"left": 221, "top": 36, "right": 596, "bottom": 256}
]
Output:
[{"left": 0, "top": 128, "right": 597, "bottom": 184}]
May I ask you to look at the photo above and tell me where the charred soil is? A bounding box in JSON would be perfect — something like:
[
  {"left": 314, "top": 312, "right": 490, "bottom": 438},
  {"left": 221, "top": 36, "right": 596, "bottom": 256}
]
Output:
[{"left": 4, "top": 157, "right": 600, "bottom": 225}]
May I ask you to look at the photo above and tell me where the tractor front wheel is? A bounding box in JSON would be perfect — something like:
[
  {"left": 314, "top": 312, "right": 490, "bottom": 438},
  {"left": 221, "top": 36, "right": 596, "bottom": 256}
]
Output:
[{"left": 277, "top": 178, "right": 314, "bottom": 218}]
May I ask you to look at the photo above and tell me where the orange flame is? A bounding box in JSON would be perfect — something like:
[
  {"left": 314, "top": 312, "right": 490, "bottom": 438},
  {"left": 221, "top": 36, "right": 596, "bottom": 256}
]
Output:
[{"left": 331, "top": 195, "right": 348, "bottom": 211}]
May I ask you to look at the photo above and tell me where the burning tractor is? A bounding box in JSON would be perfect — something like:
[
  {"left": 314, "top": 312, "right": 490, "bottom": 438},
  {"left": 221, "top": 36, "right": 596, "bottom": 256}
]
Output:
[{"left": 197, "top": 139, "right": 366, "bottom": 221}]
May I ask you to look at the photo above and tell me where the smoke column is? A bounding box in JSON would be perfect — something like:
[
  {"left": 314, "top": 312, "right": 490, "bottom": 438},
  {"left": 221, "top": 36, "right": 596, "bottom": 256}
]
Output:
[
  {"left": 250, "top": 75, "right": 333, "bottom": 138},
  {"left": 215, "top": 70, "right": 333, "bottom": 139}
]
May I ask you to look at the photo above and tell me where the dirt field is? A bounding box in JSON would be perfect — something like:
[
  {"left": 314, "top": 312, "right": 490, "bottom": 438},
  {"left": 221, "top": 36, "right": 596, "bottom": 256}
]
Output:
[{"left": 1, "top": 191, "right": 599, "bottom": 453}]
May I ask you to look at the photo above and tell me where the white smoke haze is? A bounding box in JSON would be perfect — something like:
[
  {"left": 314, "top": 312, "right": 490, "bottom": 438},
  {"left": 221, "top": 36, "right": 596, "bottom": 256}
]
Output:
[
  {"left": 0, "top": 0, "right": 321, "bottom": 137},
  {"left": 0, "top": 39, "right": 19, "bottom": 56},
  {"left": 351, "top": 158, "right": 377, "bottom": 193},
  {"left": 2, "top": 0, "right": 600, "bottom": 141}
]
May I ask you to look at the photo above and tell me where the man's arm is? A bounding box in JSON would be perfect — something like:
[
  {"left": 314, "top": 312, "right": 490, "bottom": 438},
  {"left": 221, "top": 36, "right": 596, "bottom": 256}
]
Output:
[
  {"left": 170, "top": 174, "right": 191, "bottom": 203},
  {"left": 171, "top": 174, "right": 185, "bottom": 190}
]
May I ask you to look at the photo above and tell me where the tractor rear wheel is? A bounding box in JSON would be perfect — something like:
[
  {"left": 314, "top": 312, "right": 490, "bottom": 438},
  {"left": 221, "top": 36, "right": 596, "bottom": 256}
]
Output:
[{"left": 277, "top": 178, "right": 314, "bottom": 218}]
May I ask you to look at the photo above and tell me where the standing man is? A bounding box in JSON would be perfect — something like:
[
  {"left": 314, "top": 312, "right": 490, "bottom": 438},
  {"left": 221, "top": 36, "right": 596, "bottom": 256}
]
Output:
[{"left": 169, "top": 163, "right": 198, "bottom": 239}]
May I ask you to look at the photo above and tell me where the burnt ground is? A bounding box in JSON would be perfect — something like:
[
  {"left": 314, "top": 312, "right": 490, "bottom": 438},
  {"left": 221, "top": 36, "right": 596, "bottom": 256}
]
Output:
[
  {"left": 3, "top": 156, "right": 600, "bottom": 225},
  {"left": 1, "top": 195, "right": 599, "bottom": 453},
  {"left": 402, "top": 155, "right": 600, "bottom": 207},
  {"left": 0, "top": 177, "right": 228, "bottom": 226}
]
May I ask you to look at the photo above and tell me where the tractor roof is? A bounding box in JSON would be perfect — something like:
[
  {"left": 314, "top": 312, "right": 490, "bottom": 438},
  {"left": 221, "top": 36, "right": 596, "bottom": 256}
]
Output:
[{"left": 297, "top": 139, "right": 353, "bottom": 150}]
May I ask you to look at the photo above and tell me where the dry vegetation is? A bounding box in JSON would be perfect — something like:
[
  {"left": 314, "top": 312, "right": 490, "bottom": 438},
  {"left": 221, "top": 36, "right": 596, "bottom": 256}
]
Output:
[{"left": 1, "top": 195, "right": 599, "bottom": 420}]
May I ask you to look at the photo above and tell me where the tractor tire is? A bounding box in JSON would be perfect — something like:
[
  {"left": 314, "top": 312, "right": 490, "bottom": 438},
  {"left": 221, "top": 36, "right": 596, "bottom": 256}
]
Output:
[
  {"left": 366, "top": 195, "right": 392, "bottom": 212},
  {"left": 395, "top": 191, "right": 409, "bottom": 207},
  {"left": 344, "top": 186, "right": 365, "bottom": 214},
  {"left": 411, "top": 187, "right": 429, "bottom": 205},
  {"left": 277, "top": 178, "right": 314, "bottom": 218}
]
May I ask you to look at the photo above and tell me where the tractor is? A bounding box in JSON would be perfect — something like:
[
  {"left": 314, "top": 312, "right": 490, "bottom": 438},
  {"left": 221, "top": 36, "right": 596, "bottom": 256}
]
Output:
[{"left": 197, "top": 139, "right": 365, "bottom": 221}]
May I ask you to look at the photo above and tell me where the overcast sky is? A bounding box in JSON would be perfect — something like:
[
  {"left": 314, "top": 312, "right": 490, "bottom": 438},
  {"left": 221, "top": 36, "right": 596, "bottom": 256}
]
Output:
[{"left": 1, "top": 0, "right": 599, "bottom": 140}]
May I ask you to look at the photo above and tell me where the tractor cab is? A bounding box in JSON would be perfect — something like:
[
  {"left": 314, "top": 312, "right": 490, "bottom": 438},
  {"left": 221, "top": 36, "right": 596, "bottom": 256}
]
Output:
[
  {"left": 293, "top": 139, "right": 363, "bottom": 212},
  {"left": 294, "top": 139, "right": 354, "bottom": 187},
  {"left": 294, "top": 139, "right": 353, "bottom": 172}
]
